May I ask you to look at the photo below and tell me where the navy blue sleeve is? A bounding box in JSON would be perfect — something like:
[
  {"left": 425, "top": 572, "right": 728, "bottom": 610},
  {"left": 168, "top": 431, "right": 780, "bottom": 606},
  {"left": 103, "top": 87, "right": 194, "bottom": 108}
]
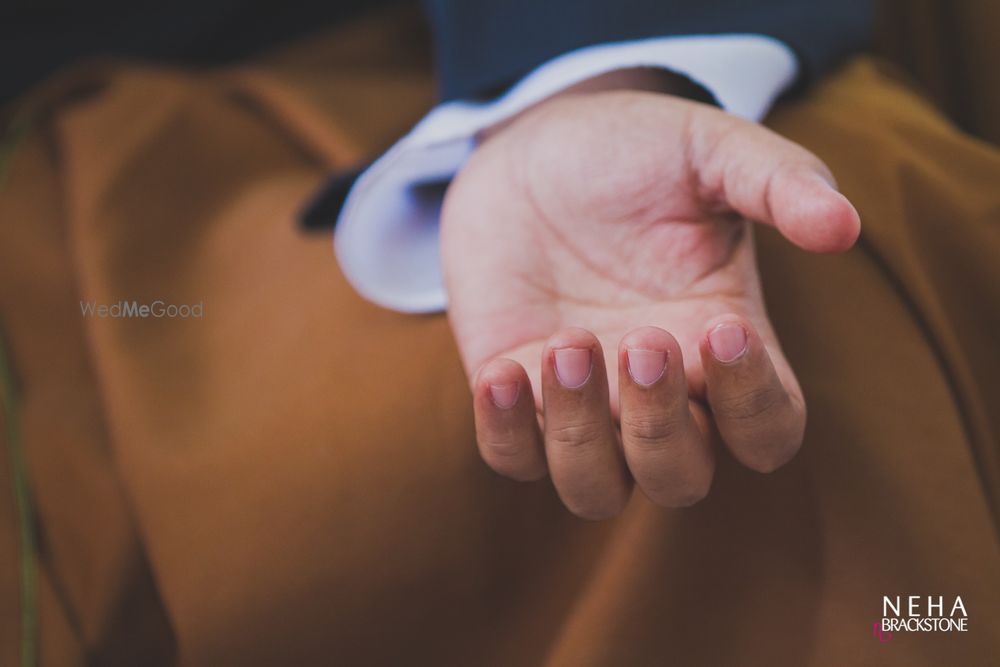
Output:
[{"left": 424, "top": 0, "right": 873, "bottom": 101}]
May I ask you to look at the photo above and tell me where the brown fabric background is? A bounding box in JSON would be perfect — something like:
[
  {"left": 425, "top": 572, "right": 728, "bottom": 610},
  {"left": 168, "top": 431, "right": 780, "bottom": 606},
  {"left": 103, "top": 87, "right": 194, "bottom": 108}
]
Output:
[
  {"left": 877, "top": 0, "right": 1000, "bottom": 145},
  {"left": 1, "top": 5, "right": 998, "bottom": 666}
]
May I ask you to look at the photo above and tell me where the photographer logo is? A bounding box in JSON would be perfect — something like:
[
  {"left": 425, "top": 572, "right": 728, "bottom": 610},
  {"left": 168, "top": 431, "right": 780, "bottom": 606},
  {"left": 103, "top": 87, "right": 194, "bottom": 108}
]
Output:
[{"left": 874, "top": 595, "right": 968, "bottom": 642}]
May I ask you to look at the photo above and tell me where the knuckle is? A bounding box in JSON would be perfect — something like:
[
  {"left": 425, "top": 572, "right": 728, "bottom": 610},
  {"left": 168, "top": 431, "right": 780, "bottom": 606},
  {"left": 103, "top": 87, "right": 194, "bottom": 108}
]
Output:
[
  {"left": 480, "top": 438, "right": 525, "bottom": 460},
  {"left": 715, "top": 386, "right": 787, "bottom": 422},
  {"left": 622, "top": 413, "right": 688, "bottom": 450},
  {"left": 478, "top": 438, "right": 544, "bottom": 482},
  {"left": 745, "top": 452, "right": 790, "bottom": 474},
  {"left": 744, "top": 433, "right": 803, "bottom": 474},
  {"left": 476, "top": 425, "right": 526, "bottom": 459},
  {"left": 667, "top": 481, "right": 712, "bottom": 508},
  {"left": 640, "top": 470, "right": 712, "bottom": 508},
  {"left": 746, "top": 457, "right": 783, "bottom": 474},
  {"left": 566, "top": 495, "right": 628, "bottom": 521},
  {"left": 545, "top": 420, "right": 609, "bottom": 451}
]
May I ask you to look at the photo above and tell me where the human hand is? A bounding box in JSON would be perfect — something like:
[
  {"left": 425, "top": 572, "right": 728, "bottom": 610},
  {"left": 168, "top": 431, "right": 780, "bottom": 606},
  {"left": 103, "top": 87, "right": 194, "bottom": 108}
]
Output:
[{"left": 441, "top": 82, "right": 860, "bottom": 519}]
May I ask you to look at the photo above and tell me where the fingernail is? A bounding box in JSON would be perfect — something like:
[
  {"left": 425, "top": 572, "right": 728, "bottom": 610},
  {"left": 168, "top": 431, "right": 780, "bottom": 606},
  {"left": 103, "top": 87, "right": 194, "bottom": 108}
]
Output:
[
  {"left": 627, "top": 348, "right": 666, "bottom": 386},
  {"left": 489, "top": 383, "right": 519, "bottom": 409},
  {"left": 553, "top": 348, "right": 592, "bottom": 388},
  {"left": 708, "top": 323, "right": 748, "bottom": 363}
]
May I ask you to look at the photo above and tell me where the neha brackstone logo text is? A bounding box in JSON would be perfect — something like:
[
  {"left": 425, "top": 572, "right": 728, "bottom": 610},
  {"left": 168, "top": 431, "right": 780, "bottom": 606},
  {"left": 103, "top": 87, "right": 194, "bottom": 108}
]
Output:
[
  {"left": 80, "top": 300, "right": 205, "bottom": 319},
  {"left": 874, "top": 595, "right": 968, "bottom": 642}
]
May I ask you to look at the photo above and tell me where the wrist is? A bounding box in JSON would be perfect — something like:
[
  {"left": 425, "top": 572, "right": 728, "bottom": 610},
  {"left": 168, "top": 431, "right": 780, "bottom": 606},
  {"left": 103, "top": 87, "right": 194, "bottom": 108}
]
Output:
[{"left": 478, "top": 67, "right": 715, "bottom": 143}]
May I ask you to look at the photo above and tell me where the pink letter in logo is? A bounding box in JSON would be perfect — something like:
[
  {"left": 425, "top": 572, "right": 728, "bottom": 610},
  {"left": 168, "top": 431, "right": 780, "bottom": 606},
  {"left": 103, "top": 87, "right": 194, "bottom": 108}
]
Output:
[{"left": 873, "top": 621, "right": 893, "bottom": 643}]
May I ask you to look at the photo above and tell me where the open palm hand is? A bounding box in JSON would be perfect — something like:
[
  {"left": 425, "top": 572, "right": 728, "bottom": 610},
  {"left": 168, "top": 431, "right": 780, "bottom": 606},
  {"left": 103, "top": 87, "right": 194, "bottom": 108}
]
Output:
[{"left": 442, "top": 90, "right": 859, "bottom": 518}]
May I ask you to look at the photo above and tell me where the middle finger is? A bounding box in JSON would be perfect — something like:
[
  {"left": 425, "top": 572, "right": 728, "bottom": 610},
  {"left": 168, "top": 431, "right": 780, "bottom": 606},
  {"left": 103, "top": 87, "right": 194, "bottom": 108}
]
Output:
[{"left": 542, "top": 328, "right": 631, "bottom": 520}]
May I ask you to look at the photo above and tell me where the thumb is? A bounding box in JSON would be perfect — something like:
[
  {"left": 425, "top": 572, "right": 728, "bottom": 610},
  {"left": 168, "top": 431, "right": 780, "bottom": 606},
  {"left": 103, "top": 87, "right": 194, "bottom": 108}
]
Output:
[{"left": 693, "top": 112, "right": 861, "bottom": 253}]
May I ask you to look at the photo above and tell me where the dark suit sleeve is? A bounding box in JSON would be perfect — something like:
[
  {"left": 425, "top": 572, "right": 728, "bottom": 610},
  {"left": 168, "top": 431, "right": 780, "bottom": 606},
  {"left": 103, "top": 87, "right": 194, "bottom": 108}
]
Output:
[{"left": 424, "top": 0, "right": 873, "bottom": 101}]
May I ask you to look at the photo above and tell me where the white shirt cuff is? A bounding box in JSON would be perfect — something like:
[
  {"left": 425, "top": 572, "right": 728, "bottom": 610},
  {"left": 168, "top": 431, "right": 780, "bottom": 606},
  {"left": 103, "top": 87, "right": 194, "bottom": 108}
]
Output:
[{"left": 334, "top": 35, "right": 798, "bottom": 313}]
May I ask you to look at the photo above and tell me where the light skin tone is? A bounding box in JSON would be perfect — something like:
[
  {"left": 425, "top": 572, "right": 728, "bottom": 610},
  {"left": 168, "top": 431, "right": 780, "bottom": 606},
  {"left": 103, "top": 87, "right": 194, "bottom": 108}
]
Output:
[{"left": 442, "top": 70, "right": 861, "bottom": 519}]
